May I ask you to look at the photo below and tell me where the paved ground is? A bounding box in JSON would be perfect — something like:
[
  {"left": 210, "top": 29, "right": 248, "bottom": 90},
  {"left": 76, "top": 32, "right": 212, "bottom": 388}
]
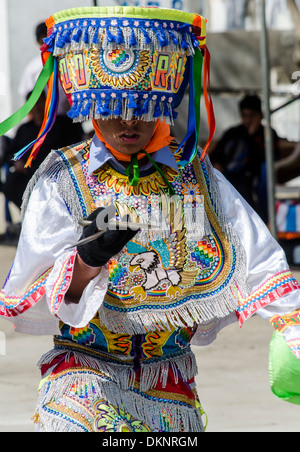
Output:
[{"left": 0, "top": 195, "right": 299, "bottom": 432}]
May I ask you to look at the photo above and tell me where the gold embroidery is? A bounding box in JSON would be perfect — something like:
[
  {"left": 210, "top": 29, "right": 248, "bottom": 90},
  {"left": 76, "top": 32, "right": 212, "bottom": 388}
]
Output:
[
  {"left": 93, "top": 163, "right": 179, "bottom": 196},
  {"left": 63, "top": 145, "right": 95, "bottom": 216},
  {"left": 45, "top": 399, "right": 94, "bottom": 432}
]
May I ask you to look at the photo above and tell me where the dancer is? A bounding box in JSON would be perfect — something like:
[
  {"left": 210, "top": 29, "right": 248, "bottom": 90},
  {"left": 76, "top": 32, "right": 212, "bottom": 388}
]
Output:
[{"left": 0, "top": 6, "right": 299, "bottom": 432}]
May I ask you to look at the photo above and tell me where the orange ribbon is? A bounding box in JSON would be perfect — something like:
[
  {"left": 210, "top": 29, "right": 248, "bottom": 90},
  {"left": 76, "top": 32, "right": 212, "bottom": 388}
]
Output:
[{"left": 92, "top": 118, "right": 173, "bottom": 162}]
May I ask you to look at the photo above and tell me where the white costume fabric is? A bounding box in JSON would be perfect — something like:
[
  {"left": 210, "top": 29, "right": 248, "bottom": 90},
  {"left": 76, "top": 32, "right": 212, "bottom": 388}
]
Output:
[{"left": 1, "top": 143, "right": 300, "bottom": 357}]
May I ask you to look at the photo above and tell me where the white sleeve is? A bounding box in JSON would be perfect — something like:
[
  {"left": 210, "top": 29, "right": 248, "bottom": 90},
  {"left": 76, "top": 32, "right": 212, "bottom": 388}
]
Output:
[
  {"left": 1, "top": 176, "right": 108, "bottom": 334},
  {"left": 214, "top": 168, "right": 300, "bottom": 359}
]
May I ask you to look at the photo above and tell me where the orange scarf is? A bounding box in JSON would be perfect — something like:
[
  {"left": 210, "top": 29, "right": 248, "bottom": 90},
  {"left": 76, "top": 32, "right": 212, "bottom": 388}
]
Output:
[{"left": 92, "top": 118, "right": 173, "bottom": 162}]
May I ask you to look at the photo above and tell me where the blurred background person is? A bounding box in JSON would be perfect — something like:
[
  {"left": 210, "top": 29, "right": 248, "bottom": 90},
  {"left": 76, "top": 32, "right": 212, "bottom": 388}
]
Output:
[{"left": 210, "top": 94, "right": 280, "bottom": 223}]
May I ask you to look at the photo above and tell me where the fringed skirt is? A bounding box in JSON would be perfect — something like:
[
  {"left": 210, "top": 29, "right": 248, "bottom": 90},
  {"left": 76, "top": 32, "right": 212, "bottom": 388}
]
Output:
[{"left": 33, "top": 350, "right": 206, "bottom": 433}]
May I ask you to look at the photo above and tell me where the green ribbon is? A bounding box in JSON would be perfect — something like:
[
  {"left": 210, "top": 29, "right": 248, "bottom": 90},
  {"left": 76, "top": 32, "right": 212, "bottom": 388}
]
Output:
[
  {"left": 125, "top": 150, "right": 175, "bottom": 196},
  {"left": 0, "top": 55, "right": 54, "bottom": 137},
  {"left": 125, "top": 154, "right": 140, "bottom": 187}
]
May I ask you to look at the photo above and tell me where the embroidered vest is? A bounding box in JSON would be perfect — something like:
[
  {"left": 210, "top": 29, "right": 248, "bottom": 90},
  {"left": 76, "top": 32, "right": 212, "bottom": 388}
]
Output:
[{"left": 53, "top": 139, "right": 247, "bottom": 335}]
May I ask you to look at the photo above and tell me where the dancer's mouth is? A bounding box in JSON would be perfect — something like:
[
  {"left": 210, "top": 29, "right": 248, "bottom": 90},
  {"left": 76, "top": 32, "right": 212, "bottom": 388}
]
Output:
[{"left": 119, "top": 132, "right": 140, "bottom": 143}]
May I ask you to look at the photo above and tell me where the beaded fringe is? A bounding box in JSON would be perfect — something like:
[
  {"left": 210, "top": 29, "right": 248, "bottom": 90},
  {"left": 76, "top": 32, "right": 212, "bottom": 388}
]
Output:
[
  {"left": 99, "top": 285, "right": 242, "bottom": 335},
  {"left": 37, "top": 347, "right": 198, "bottom": 393},
  {"left": 68, "top": 92, "right": 176, "bottom": 125},
  {"left": 35, "top": 362, "right": 204, "bottom": 432},
  {"left": 45, "top": 18, "right": 198, "bottom": 57}
]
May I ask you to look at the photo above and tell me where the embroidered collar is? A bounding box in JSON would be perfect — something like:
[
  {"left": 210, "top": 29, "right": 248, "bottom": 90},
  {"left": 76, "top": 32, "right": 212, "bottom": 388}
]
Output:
[{"left": 88, "top": 134, "right": 179, "bottom": 175}]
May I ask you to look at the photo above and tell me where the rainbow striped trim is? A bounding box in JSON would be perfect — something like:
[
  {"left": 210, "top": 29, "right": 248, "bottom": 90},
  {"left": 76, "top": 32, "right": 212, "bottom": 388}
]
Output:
[
  {"left": 270, "top": 309, "right": 300, "bottom": 333},
  {"left": 49, "top": 252, "right": 76, "bottom": 317},
  {"left": 0, "top": 268, "right": 53, "bottom": 318},
  {"left": 237, "top": 270, "right": 300, "bottom": 326}
]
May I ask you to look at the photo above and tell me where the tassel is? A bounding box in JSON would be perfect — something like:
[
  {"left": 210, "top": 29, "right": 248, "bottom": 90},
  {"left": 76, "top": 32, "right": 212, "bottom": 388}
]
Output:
[
  {"left": 181, "top": 34, "right": 189, "bottom": 50},
  {"left": 127, "top": 94, "right": 137, "bottom": 110},
  {"left": 116, "top": 27, "right": 124, "bottom": 45},
  {"left": 153, "top": 99, "right": 162, "bottom": 118},
  {"left": 43, "top": 32, "right": 57, "bottom": 52},
  {"left": 191, "top": 34, "right": 200, "bottom": 48},
  {"left": 92, "top": 27, "right": 100, "bottom": 45},
  {"left": 135, "top": 96, "right": 144, "bottom": 117},
  {"left": 129, "top": 28, "right": 137, "bottom": 46},
  {"left": 156, "top": 28, "right": 169, "bottom": 48},
  {"left": 140, "top": 97, "right": 151, "bottom": 115},
  {"left": 80, "top": 98, "right": 92, "bottom": 117},
  {"left": 169, "top": 31, "right": 179, "bottom": 46},
  {"left": 67, "top": 99, "right": 82, "bottom": 119},
  {"left": 96, "top": 97, "right": 111, "bottom": 116},
  {"left": 56, "top": 28, "right": 72, "bottom": 48},
  {"left": 163, "top": 100, "right": 171, "bottom": 118},
  {"left": 83, "top": 27, "right": 90, "bottom": 45},
  {"left": 106, "top": 26, "right": 116, "bottom": 43},
  {"left": 141, "top": 27, "right": 152, "bottom": 45},
  {"left": 102, "top": 97, "right": 112, "bottom": 116},
  {"left": 72, "top": 27, "right": 83, "bottom": 44},
  {"left": 63, "top": 28, "right": 72, "bottom": 45},
  {"left": 113, "top": 97, "right": 122, "bottom": 116}
]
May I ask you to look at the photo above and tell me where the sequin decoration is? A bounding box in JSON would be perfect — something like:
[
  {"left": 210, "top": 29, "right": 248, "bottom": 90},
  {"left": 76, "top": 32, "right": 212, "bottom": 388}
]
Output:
[
  {"left": 108, "top": 259, "right": 128, "bottom": 286},
  {"left": 90, "top": 46, "right": 152, "bottom": 88},
  {"left": 191, "top": 238, "right": 219, "bottom": 271},
  {"left": 104, "top": 47, "right": 135, "bottom": 73},
  {"left": 93, "top": 400, "right": 151, "bottom": 432},
  {"left": 70, "top": 326, "right": 96, "bottom": 346}
]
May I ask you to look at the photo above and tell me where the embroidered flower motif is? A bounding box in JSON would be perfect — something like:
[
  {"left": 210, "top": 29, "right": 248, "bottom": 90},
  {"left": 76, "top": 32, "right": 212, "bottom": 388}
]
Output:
[
  {"left": 182, "top": 181, "right": 201, "bottom": 203},
  {"left": 93, "top": 400, "right": 151, "bottom": 432}
]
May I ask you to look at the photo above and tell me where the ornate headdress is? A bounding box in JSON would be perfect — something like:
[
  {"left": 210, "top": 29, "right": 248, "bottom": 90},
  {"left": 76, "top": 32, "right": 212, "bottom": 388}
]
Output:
[{"left": 0, "top": 6, "right": 215, "bottom": 168}]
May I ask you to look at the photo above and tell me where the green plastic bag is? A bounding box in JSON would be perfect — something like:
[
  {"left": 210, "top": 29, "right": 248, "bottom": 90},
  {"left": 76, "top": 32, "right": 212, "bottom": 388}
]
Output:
[{"left": 269, "top": 331, "right": 300, "bottom": 405}]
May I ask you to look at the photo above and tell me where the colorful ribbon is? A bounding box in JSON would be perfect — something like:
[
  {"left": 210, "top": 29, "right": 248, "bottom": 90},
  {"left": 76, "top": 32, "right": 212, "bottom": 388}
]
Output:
[
  {"left": 0, "top": 55, "right": 54, "bottom": 138},
  {"left": 125, "top": 149, "right": 175, "bottom": 196},
  {"left": 23, "top": 54, "right": 59, "bottom": 168},
  {"left": 177, "top": 48, "right": 203, "bottom": 167},
  {"left": 177, "top": 45, "right": 215, "bottom": 167}
]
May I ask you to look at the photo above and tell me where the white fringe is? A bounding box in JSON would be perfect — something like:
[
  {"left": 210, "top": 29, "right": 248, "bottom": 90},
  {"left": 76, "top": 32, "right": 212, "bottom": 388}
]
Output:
[
  {"left": 37, "top": 347, "right": 198, "bottom": 393},
  {"left": 36, "top": 366, "right": 204, "bottom": 432}
]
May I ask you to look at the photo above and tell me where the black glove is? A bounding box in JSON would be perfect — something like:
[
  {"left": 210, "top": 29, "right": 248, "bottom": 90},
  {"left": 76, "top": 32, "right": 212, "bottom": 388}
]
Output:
[{"left": 77, "top": 207, "right": 139, "bottom": 267}]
